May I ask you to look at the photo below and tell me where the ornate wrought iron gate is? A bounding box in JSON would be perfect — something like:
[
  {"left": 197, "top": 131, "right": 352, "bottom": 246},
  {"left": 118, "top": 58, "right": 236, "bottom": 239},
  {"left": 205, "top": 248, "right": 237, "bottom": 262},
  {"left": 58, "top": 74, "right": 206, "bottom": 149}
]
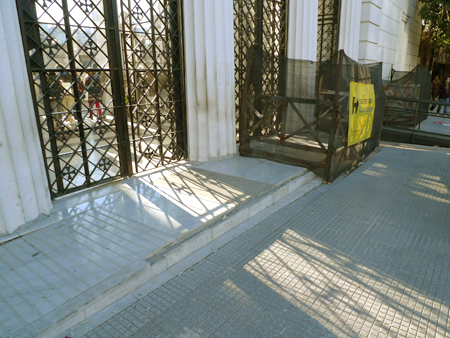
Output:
[
  {"left": 120, "top": 0, "right": 185, "bottom": 172},
  {"left": 234, "top": 0, "right": 288, "bottom": 136},
  {"left": 17, "top": 0, "right": 185, "bottom": 198},
  {"left": 317, "top": 0, "right": 341, "bottom": 62}
]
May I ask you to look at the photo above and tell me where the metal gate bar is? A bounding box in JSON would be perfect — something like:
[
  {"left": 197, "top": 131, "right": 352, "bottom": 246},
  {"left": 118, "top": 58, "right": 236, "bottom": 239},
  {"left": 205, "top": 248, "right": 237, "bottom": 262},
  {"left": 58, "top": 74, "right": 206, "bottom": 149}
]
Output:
[{"left": 17, "top": 0, "right": 133, "bottom": 197}]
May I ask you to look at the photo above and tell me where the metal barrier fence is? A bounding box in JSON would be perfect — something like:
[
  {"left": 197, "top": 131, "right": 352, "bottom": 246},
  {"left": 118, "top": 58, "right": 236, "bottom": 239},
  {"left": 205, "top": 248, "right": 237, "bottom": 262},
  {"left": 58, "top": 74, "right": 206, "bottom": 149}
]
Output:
[
  {"left": 239, "top": 47, "right": 385, "bottom": 182},
  {"left": 383, "top": 96, "right": 450, "bottom": 147}
]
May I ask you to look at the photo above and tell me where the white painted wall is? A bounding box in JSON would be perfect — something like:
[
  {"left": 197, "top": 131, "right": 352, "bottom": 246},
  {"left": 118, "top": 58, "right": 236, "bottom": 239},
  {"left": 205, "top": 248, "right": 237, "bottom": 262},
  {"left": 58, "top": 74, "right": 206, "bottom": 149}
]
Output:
[
  {"left": 0, "top": 1, "right": 52, "bottom": 235},
  {"left": 183, "top": 0, "right": 236, "bottom": 162},
  {"left": 402, "top": 1, "right": 422, "bottom": 71},
  {"left": 359, "top": 0, "right": 422, "bottom": 80}
]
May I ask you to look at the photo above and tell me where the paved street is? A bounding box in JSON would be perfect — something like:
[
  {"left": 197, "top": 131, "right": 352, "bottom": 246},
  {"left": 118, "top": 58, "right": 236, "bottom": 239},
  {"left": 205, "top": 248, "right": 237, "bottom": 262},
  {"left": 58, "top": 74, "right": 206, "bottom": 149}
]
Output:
[{"left": 75, "top": 144, "right": 450, "bottom": 338}]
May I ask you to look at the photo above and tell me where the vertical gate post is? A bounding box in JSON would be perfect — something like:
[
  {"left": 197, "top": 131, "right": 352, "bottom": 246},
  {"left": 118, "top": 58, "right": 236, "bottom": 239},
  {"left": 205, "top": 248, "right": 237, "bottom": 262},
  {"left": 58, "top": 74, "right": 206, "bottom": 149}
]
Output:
[
  {"left": 16, "top": 0, "right": 65, "bottom": 195},
  {"left": 324, "top": 49, "right": 344, "bottom": 182},
  {"left": 61, "top": 0, "right": 91, "bottom": 185},
  {"left": 253, "top": 0, "right": 264, "bottom": 137},
  {"left": 149, "top": 2, "right": 165, "bottom": 164},
  {"left": 239, "top": 47, "right": 256, "bottom": 151},
  {"left": 104, "top": 0, "right": 133, "bottom": 177},
  {"left": 276, "top": 0, "right": 288, "bottom": 128},
  {"left": 170, "top": 0, "right": 186, "bottom": 160},
  {"left": 119, "top": 0, "right": 142, "bottom": 173}
]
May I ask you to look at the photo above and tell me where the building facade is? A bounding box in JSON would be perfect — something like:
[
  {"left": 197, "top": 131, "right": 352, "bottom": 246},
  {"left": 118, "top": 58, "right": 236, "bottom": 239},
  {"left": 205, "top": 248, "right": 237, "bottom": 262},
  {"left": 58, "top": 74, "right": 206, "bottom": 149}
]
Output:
[
  {"left": 359, "top": 0, "right": 422, "bottom": 79},
  {"left": 0, "top": 0, "right": 422, "bottom": 235}
]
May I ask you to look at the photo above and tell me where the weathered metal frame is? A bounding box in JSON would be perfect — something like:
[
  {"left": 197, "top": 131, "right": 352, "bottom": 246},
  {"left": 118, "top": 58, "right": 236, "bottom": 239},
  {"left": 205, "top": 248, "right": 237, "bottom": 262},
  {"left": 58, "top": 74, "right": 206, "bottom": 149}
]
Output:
[
  {"left": 17, "top": 0, "right": 132, "bottom": 198},
  {"left": 383, "top": 96, "right": 450, "bottom": 147},
  {"left": 240, "top": 48, "right": 358, "bottom": 182}
]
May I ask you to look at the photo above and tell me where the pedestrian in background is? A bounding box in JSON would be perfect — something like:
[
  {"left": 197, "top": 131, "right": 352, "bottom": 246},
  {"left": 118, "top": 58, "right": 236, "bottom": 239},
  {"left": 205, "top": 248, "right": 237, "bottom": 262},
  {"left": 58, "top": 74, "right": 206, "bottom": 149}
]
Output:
[
  {"left": 430, "top": 74, "right": 441, "bottom": 111},
  {"left": 438, "top": 77, "right": 450, "bottom": 115}
]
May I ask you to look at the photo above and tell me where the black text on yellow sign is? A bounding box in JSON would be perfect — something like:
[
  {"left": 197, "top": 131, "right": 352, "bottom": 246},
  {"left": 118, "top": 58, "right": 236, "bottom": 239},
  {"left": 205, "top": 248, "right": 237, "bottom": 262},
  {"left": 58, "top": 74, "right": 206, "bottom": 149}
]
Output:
[{"left": 348, "top": 82, "right": 375, "bottom": 146}]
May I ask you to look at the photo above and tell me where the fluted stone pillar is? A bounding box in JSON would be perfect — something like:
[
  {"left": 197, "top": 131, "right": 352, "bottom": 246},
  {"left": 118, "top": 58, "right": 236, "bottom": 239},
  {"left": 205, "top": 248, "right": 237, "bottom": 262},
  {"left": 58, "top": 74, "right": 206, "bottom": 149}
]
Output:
[
  {"left": 339, "top": 0, "right": 362, "bottom": 60},
  {"left": 287, "top": 0, "right": 318, "bottom": 61},
  {"left": 284, "top": 0, "right": 318, "bottom": 134},
  {"left": 183, "top": 0, "right": 236, "bottom": 162},
  {"left": 0, "top": 0, "right": 52, "bottom": 235}
]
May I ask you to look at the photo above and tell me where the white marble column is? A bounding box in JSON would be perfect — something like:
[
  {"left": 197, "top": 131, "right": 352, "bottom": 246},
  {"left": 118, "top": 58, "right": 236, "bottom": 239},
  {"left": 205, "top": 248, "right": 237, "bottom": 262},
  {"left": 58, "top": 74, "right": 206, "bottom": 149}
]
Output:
[
  {"left": 183, "top": 0, "right": 236, "bottom": 162},
  {"left": 284, "top": 0, "right": 318, "bottom": 134},
  {"left": 0, "top": 0, "right": 52, "bottom": 235},
  {"left": 339, "top": 0, "right": 362, "bottom": 60},
  {"left": 287, "top": 0, "right": 318, "bottom": 60}
]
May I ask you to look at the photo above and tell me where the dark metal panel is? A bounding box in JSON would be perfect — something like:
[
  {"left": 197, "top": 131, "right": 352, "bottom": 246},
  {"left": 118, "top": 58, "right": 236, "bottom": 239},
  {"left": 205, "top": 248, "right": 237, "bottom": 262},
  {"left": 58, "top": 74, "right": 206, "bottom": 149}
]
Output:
[
  {"left": 119, "top": 0, "right": 186, "bottom": 172},
  {"left": 234, "top": 0, "right": 289, "bottom": 139},
  {"left": 16, "top": 0, "right": 131, "bottom": 197},
  {"left": 104, "top": 0, "right": 133, "bottom": 177},
  {"left": 16, "top": 0, "right": 64, "bottom": 194}
]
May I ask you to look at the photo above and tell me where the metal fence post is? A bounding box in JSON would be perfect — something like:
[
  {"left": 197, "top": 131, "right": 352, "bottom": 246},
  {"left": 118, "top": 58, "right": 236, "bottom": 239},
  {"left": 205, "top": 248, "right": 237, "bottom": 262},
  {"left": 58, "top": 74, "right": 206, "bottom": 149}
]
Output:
[{"left": 324, "top": 49, "right": 344, "bottom": 182}]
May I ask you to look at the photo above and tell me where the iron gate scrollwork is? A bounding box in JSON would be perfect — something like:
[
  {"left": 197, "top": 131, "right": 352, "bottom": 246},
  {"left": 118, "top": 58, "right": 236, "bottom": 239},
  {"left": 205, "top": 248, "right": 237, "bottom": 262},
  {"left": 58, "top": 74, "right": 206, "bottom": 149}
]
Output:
[
  {"left": 16, "top": 0, "right": 185, "bottom": 198},
  {"left": 234, "top": 0, "right": 288, "bottom": 138}
]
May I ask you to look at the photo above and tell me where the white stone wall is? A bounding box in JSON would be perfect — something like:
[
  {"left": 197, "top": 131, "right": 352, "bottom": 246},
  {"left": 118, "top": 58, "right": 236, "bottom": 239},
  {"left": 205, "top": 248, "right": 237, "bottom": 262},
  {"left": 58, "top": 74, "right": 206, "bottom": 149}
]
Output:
[
  {"left": 184, "top": 0, "right": 236, "bottom": 162},
  {"left": 402, "top": 1, "right": 422, "bottom": 72},
  {"left": 359, "top": 0, "right": 422, "bottom": 80},
  {"left": 0, "top": 1, "right": 53, "bottom": 235}
]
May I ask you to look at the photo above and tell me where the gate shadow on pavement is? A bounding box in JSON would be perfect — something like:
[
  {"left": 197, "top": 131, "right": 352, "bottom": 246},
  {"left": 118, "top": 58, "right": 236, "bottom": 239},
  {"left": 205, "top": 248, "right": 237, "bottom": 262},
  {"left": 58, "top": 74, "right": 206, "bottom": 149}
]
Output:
[{"left": 128, "top": 144, "right": 450, "bottom": 337}]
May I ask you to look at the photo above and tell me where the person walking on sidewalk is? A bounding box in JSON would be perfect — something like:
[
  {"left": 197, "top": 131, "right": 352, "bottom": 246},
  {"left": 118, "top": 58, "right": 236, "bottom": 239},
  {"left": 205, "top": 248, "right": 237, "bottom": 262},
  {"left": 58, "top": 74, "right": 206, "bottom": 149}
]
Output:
[
  {"left": 431, "top": 75, "right": 441, "bottom": 111},
  {"left": 438, "top": 77, "right": 450, "bottom": 115}
]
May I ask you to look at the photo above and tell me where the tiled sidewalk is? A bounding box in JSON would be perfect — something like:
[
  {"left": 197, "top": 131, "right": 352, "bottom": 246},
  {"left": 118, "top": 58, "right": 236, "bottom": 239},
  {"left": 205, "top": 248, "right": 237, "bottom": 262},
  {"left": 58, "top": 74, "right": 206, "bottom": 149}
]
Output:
[
  {"left": 76, "top": 144, "right": 450, "bottom": 338},
  {"left": 0, "top": 156, "right": 317, "bottom": 338}
]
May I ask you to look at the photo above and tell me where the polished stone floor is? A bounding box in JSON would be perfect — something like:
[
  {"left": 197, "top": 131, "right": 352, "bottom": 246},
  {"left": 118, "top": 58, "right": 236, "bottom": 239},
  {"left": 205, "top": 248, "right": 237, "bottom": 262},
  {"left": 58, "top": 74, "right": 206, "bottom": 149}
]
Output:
[{"left": 0, "top": 156, "right": 309, "bottom": 338}]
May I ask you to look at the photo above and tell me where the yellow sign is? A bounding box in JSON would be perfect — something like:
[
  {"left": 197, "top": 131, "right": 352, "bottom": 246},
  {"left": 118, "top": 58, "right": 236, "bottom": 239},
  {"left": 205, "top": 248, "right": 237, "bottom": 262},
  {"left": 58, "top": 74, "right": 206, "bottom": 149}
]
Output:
[{"left": 348, "top": 82, "right": 375, "bottom": 146}]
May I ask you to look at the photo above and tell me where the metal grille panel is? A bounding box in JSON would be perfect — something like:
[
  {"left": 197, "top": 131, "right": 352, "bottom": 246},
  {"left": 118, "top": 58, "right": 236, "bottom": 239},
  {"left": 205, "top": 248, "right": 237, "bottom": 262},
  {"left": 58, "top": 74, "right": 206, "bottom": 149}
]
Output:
[
  {"left": 317, "top": 0, "right": 341, "bottom": 62},
  {"left": 119, "top": 0, "right": 185, "bottom": 172},
  {"left": 234, "top": 0, "right": 288, "bottom": 138},
  {"left": 18, "top": 0, "right": 128, "bottom": 197},
  {"left": 17, "top": 0, "right": 185, "bottom": 197}
]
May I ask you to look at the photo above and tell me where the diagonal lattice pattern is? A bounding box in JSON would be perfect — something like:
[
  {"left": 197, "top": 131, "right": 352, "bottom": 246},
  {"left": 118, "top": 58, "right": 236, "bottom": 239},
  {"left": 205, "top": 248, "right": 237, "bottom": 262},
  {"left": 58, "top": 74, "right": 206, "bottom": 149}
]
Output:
[
  {"left": 234, "top": 0, "right": 288, "bottom": 139},
  {"left": 18, "top": 0, "right": 185, "bottom": 197},
  {"left": 317, "top": 0, "right": 341, "bottom": 62},
  {"left": 120, "top": 0, "right": 186, "bottom": 172},
  {"left": 19, "top": 0, "right": 124, "bottom": 197}
]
